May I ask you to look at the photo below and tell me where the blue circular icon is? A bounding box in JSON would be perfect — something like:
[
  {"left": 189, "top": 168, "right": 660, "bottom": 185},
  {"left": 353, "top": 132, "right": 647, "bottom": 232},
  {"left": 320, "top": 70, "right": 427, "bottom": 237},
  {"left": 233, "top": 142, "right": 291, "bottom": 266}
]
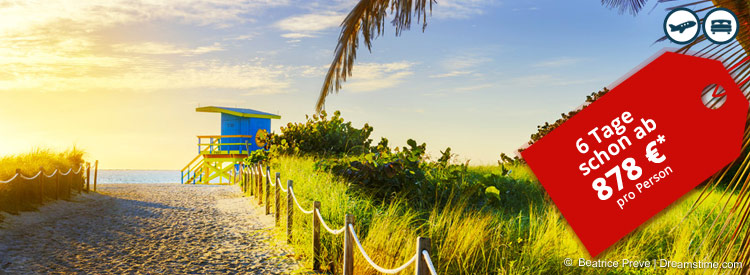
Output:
[
  {"left": 703, "top": 8, "right": 739, "bottom": 44},
  {"left": 664, "top": 8, "right": 701, "bottom": 45}
]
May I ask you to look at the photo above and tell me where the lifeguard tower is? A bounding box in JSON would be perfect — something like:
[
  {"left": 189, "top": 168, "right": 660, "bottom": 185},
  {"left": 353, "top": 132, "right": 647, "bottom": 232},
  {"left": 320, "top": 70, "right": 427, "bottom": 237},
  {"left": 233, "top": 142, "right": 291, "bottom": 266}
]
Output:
[{"left": 181, "top": 106, "right": 280, "bottom": 184}]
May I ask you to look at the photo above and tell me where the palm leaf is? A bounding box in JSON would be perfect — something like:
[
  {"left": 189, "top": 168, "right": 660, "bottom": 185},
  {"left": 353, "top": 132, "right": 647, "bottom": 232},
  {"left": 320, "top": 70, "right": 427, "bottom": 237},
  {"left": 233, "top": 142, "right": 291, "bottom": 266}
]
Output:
[
  {"left": 316, "top": 0, "right": 435, "bottom": 112},
  {"left": 609, "top": 0, "right": 750, "bottom": 270},
  {"left": 322, "top": 0, "right": 750, "bottom": 269},
  {"left": 601, "top": 0, "right": 650, "bottom": 15}
]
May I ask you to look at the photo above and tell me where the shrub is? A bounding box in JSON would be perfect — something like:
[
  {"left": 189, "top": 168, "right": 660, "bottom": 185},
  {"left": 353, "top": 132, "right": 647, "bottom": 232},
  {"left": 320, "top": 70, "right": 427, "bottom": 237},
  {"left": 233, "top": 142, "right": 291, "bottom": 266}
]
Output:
[
  {"left": 314, "top": 139, "right": 429, "bottom": 203},
  {"left": 245, "top": 149, "right": 269, "bottom": 164},
  {"left": 271, "top": 111, "right": 538, "bottom": 211},
  {"left": 526, "top": 87, "right": 610, "bottom": 148},
  {"left": 271, "top": 110, "right": 373, "bottom": 156}
]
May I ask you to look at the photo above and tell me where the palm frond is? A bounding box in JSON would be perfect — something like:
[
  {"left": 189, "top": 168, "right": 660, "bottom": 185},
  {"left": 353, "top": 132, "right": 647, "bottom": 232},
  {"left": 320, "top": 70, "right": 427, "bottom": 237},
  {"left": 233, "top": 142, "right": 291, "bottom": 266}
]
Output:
[
  {"left": 316, "top": 0, "right": 435, "bottom": 112},
  {"left": 318, "top": 0, "right": 750, "bottom": 268},
  {"left": 656, "top": 0, "right": 750, "bottom": 269},
  {"left": 601, "top": 0, "right": 650, "bottom": 15}
]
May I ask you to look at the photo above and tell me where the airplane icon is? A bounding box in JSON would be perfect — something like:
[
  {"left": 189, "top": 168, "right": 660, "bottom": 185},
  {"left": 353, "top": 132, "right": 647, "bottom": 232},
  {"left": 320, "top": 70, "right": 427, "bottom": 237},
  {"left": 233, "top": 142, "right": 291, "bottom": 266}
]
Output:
[{"left": 669, "top": 21, "right": 697, "bottom": 33}]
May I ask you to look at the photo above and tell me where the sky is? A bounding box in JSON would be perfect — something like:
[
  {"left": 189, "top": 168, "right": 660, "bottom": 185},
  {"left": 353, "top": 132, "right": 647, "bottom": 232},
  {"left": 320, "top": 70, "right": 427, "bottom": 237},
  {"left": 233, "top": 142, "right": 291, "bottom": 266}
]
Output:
[{"left": 0, "top": 0, "right": 698, "bottom": 169}]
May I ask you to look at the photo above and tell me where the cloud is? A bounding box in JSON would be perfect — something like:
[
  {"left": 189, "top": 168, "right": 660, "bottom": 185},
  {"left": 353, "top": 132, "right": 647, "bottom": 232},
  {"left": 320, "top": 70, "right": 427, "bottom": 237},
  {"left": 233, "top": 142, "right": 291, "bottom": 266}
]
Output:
[
  {"left": 0, "top": 0, "right": 302, "bottom": 95},
  {"left": 0, "top": 0, "right": 288, "bottom": 38},
  {"left": 0, "top": 58, "right": 294, "bottom": 94},
  {"left": 505, "top": 74, "right": 597, "bottom": 87},
  {"left": 455, "top": 83, "right": 494, "bottom": 91},
  {"left": 512, "top": 6, "right": 540, "bottom": 12},
  {"left": 275, "top": 11, "right": 345, "bottom": 38},
  {"left": 432, "top": 0, "right": 497, "bottom": 19},
  {"left": 429, "top": 51, "right": 493, "bottom": 78},
  {"left": 532, "top": 57, "right": 583, "bottom": 68},
  {"left": 430, "top": 70, "right": 473, "bottom": 78},
  {"left": 112, "top": 42, "right": 224, "bottom": 56},
  {"left": 281, "top": 33, "right": 317, "bottom": 39},
  {"left": 442, "top": 54, "right": 492, "bottom": 70},
  {"left": 224, "top": 34, "right": 255, "bottom": 41},
  {"left": 343, "top": 62, "right": 415, "bottom": 93}
]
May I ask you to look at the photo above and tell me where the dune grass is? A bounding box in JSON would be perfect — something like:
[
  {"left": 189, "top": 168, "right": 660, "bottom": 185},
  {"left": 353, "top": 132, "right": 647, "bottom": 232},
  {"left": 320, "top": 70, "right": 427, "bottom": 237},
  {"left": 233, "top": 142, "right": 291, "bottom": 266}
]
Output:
[
  {"left": 0, "top": 147, "right": 87, "bottom": 217},
  {"left": 260, "top": 155, "right": 745, "bottom": 274},
  {"left": 0, "top": 147, "right": 86, "bottom": 180}
]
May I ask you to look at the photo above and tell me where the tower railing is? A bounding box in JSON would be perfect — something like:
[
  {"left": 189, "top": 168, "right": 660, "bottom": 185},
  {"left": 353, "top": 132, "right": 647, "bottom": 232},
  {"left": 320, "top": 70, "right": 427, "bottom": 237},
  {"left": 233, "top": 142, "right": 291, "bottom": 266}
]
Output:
[
  {"left": 196, "top": 135, "right": 254, "bottom": 155},
  {"left": 181, "top": 135, "right": 255, "bottom": 184}
]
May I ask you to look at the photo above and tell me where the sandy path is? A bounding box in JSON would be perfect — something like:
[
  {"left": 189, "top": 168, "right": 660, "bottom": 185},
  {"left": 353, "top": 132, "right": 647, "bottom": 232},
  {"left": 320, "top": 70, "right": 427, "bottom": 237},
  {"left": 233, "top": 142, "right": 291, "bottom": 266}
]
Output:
[{"left": 0, "top": 184, "right": 299, "bottom": 274}]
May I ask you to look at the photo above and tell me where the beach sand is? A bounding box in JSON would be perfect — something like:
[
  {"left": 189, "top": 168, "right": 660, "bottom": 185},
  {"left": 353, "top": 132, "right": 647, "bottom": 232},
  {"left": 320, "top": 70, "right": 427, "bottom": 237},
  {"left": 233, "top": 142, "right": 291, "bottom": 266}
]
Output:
[{"left": 0, "top": 183, "right": 299, "bottom": 274}]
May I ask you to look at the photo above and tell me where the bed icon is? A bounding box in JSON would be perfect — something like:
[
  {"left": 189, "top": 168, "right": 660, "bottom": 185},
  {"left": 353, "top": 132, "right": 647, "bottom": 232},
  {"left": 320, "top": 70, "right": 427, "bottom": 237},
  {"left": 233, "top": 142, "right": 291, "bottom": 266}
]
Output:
[{"left": 711, "top": 20, "right": 732, "bottom": 34}]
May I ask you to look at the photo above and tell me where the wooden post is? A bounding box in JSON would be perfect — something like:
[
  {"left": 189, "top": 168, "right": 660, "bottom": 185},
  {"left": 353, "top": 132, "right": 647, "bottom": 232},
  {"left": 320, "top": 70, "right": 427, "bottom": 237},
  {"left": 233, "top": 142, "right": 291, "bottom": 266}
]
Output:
[
  {"left": 77, "top": 166, "right": 82, "bottom": 194},
  {"left": 254, "top": 165, "right": 259, "bottom": 197},
  {"left": 343, "top": 214, "right": 354, "bottom": 275},
  {"left": 66, "top": 168, "right": 71, "bottom": 199},
  {"left": 250, "top": 166, "right": 253, "bottom": 195},
  {"left": 244, "top": 165, "right": 249, "bottom": 193},
  {"left": 415, "top": 237, "right": 432, "bottom": 275},
  {"left": 94, "top": 160, "right": 98, "bottom": 191},
  {"left": 255, "top": 165, "right": 260, "bottom": 197},
  {"left": 240, "top": 164, "right": 246, "bottom": 193},
  {"left": 313, "top": 201, "right": 321, "bottom": 271},
  {"left": 249, "top": 166, "right": 254, "bottom": 196},
  {"left": 238, "top": 164, "right": 242, "bottom": 192},
  {"left": 86, "top": 163, "right": 91, "bottom": 193},
  {"left": 12, "top": 169, "right": 20, "bottom": 214},
  {"left": 287, "top": 179, "right": 293, "bottom": 244},
  {"left": 54, "top": 169, "right": 59, "bottom": 200},
  {"left": 275, "top": 172, "right": 280, "bottom": 225},
  {"left": 38, "top": 167, "right": 44, "bottom": 205},
  {"left": 258, "top": 164, "right": 263, "bottom": 205},
  {"left": 265, "top": 165, "right": 270, "bottom": 215}
]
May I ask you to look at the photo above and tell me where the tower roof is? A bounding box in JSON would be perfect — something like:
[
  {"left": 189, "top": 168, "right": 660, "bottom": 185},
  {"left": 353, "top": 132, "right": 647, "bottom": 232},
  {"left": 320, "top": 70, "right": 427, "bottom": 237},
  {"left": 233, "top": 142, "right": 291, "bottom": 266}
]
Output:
[{"left": 196, "top": 106, "right": 281, "bottom": 119}]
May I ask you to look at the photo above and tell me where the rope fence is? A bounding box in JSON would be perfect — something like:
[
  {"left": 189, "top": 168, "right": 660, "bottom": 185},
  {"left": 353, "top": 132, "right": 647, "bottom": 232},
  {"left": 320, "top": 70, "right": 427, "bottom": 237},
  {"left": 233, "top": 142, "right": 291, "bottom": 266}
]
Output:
[
  {"left": 316, "top": 208, "right": 346, "bottom": 235},
  {"left": 240, "top": 162, "right": 438, "bottom": 275},
  {"left": 0, "top": 161, "right": 99, "bottom": 215}
]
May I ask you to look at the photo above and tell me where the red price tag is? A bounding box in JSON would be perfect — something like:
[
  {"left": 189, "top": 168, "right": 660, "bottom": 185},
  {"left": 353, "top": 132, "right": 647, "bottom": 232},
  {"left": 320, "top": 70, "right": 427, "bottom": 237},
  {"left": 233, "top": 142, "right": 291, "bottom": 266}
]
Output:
[{"left": 521, "top": 52, "right": 748, "bottom": 257}]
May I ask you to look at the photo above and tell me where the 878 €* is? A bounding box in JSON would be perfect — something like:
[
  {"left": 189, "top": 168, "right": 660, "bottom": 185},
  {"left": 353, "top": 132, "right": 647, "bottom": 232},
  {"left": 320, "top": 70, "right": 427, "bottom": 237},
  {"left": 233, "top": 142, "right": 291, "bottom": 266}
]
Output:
[{"left": 592, "top": 158, "right": 642, "bottom": 200}]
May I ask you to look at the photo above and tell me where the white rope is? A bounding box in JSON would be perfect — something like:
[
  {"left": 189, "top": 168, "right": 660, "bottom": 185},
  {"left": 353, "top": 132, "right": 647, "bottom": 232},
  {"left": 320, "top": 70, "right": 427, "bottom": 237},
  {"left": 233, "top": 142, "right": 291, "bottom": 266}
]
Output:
[
  {"left": 1, "top": 163, "right": 85, "bottom": 183},
  {"left": 19, "top": 170, "right": 42, "bottom": 180},
  {"left": 277, "top": 177, "right": 288, "bottom": 193},
  {"left": 0, "top": 173, "right": 19, "bottom": 184},
  {"left": 72, "top": 164, "right": 83, "bottom": 175},
  {"left": 44, "top": 170, "right": 58, "bottom": 178},
  {"left": 422, "top": 250, "right": 438, "bottom": 275},
  {"left": 348, "top": 224, "right": 418, "bottom": 274},
  {"left": 289, "top": 186, "right": 313, "bottom": 214},
  {"left": 315, "top": 208, "right": 346, "bottom": 235},
  {"left": 255, "top": 164, "right": 436, "bottom": 274},
  {"left": 59, "top": 168, "right": 73, "bottom": 176}
]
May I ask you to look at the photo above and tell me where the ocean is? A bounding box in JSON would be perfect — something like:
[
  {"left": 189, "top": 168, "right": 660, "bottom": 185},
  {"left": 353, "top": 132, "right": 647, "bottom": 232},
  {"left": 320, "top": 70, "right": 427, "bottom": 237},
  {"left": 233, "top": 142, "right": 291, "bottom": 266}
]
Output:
[{"left": 98, "top": 170, "right": 181, "bottom": 184}]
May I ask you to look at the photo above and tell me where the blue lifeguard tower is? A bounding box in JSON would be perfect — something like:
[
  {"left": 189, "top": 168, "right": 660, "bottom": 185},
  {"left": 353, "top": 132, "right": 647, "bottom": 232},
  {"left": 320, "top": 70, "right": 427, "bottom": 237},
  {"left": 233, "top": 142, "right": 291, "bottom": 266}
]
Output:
[{"left": 181, "top": 106, "right": 280, "bottom": 184}]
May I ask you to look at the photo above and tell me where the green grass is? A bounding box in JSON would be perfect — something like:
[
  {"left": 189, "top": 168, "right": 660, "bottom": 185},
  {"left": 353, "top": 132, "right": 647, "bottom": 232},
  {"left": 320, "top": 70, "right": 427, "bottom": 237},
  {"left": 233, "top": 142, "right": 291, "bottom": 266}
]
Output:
[{"left": 259, "top": 155, "right": 745, "bottom": 274}]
